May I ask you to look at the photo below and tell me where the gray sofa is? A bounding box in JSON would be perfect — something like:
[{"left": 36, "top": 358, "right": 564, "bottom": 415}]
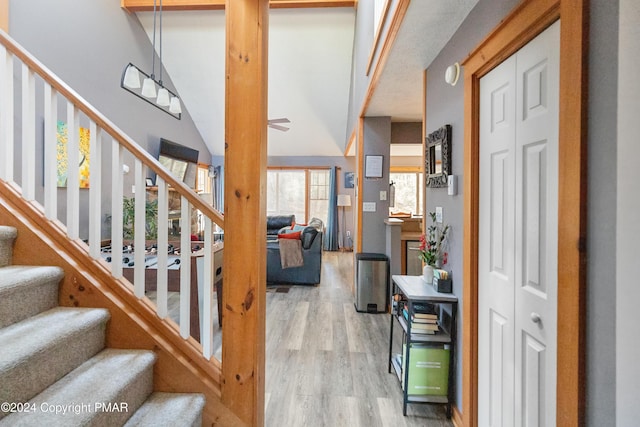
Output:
[{"left": 266, "top": 216, "right": 323, "bottom": 285}]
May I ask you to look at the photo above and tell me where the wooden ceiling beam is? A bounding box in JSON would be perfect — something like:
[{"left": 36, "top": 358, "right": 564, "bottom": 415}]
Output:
[{"left": 121, "top": 0, "right": 355, "bottom": 12}]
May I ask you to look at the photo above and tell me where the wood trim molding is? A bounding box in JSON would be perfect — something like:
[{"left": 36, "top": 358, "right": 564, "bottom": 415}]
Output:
[
  {"left": 267, "top": 166, "right": 331, "bottom": 170},
  {"left": 461, "top": 0, "right": 588, "bottom": 426},
  {"left": 0, "top": 0, "right": 8, "bottom": 32},
  {"left": 121, "top": 0, "right": 355, "bottom": 12},
  {"left": 389, "top": 165, "right": 421, "bottom": 173},
  {"left": 0, "top": 183, "right": 246, "bottom": 427},
  {"left": 345, "top": 128, "right": 356, "bottom": 156},
  {"left": 421, "top": 68, "right": 427, "bottom": 235},
  {"left": 356, "top": 117, "right": 364, "bottom": 253},
  {"left": 365, "top": 0, "right": 391, "bottom": 76},
  {"left": 452, "top": 404, "right": 463, "bottom": 427},
  {"left": 222, "top": 1, "right": 268, "bottom": 425}
]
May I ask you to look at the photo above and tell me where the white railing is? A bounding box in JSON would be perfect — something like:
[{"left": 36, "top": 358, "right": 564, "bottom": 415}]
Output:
[{"left": 0, "top": 30, "right": 224, "bottom": 361}]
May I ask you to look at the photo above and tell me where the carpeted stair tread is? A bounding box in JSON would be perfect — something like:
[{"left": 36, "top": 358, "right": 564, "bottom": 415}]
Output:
[
  {"left": 0, "top": 265, "right": 64, "bottom": 328},
  {"left": 0, "top": 349, "right": 156, "bottom": 427},
  {"left": 0, "top": 226, "right": 17, "bottom": 268},
  {"left": 0, "top": 307, "right": 109, "bottom": 410},
  {"left": 123, "top": 392, "right": 206, "bottom": 427}
]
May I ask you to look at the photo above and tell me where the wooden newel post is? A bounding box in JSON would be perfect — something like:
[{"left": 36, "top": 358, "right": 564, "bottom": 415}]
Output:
[{"left": 223, "top": 1, "right": 268, "bottom": 426}]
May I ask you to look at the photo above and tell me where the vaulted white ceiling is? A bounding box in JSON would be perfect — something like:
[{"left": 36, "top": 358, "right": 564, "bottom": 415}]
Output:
[
  {"left": 137, "top": 1, "right": 478, "bottom": 158},
  {"left": 138, "top": 8, "right": 355, "bottom": 157}
]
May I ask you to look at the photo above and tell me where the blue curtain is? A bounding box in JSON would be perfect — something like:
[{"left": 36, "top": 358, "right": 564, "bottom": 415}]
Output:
[{"left": 324, "top": 166, "right": 339, "bottom": 251}]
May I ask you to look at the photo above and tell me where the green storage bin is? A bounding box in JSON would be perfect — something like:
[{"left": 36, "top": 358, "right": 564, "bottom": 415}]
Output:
[{"left": 402, "top": 345, "right": 450, "bottom": 396}]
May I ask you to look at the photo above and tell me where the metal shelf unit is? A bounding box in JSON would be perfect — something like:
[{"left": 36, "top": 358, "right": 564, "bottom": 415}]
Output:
[{"left": 388, "top": 275, "right": 458, "bottom": 417}]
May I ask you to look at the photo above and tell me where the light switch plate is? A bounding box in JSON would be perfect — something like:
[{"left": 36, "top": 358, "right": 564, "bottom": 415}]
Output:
[
  {"left": 436, "top": 206, "right": 443, "bottom": 223},
  {"left": 363, "top": 202, "right": 376, "bottom": 212},
  {"left": 380, "top": 190, "right": 387, "bottom": 201},
  {"left": 131, "top": 185, "right": 136, "bottom": 194}
]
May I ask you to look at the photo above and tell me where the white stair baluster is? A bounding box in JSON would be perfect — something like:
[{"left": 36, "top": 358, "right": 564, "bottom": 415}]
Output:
[
  {"left": 202, "top": 217, "right": 213, "bottom": 359},
  {"left": 66, "top": 103, "right": 80, "bottom": 240},
  {"left": 180, "top": 196, "right": 191, "bottom": 339},
  {"left": 0, "top": 45, "right": 14, "bottom": 182},
  {"left": 111, "top": 140, "right": 123, "bottom": 279},
  {"left": 88, "top": 124, "right": 102, "bottom": 259},
  {"left": 134, "top": 159, "right": 146, "bottom": 298},
  {"left": 156, "top": 177, "right": 169, "bottom": 319},
  {"left": 21, "top": 64, "right": 35, "bottom": 200},
  {"left": 43, "top": 84, "right": 58, "bottom": 220}
]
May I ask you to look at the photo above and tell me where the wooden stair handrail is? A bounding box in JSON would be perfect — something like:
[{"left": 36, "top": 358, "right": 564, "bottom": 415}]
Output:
[{"left": 0, "top": 30, "right": 224, "bottom": 229}]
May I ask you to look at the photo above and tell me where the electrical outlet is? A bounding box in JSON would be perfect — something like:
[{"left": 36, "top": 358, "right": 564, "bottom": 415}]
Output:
[
  {"left": 346, "top": 231, "right": 351, "bottom": 237},
  {"left": 131, "top": 185, "right": 135, "bottom": 194},
  {"left": 380, "top": 190, "right": 387, "bottom": 201},
  {"left": 436, "top": 206, "right": 443, "bottom": 223}
]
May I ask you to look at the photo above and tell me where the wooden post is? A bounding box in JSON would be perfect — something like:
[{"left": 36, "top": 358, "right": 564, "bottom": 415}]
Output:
[
  {"left": 0, "top": 0, "right": 8, "bottom": 33},
  {"left": 223, "top": 1, "right": 268, "bottom": 426}
]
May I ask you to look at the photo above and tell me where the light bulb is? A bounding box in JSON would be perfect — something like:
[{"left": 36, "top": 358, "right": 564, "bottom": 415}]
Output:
[
  {"left": 141, "top": 78, "right": 157, "bottom": 98},
  {"left": 123, "top": 65, "right": 141, "bottom": 89},
  {"left": 156, "top": 88, "right": 170, "bottom": 106},
  {"left": 169, "top": 96, "right": 182, "bottom": 114}
]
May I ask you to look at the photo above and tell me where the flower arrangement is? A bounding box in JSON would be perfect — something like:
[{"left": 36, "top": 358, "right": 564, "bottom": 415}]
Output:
[{"left": 419, "top": 212, "right": 450, "bottom": 267}]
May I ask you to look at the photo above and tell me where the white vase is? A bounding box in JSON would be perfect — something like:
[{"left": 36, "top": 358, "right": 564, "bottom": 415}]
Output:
[{"left": 422, "top": 264, "right": 434, "bottom": 285}]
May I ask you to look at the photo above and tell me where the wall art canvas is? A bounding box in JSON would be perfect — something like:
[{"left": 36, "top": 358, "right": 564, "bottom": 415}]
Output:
[{"left": 57, "top": 121, "right": 90, "bottom": 188}]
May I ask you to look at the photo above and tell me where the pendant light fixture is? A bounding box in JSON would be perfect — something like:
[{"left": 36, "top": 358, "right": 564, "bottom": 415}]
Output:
[{"left": 121, "top": 0, "right": 181, "bottom": 119}]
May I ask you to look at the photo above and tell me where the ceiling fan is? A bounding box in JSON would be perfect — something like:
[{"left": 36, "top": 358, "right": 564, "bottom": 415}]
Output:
[{"left": 268, "top": 117, "right": 290, "bottom": 132}]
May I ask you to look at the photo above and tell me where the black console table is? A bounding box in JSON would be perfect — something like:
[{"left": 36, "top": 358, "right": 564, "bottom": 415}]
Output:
[{"left": 388, "top": 275, "right": 458, "bottom": 417}]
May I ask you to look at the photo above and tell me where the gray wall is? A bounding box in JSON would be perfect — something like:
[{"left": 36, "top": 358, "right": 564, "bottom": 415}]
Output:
[
  {"left": 8, "top": 0, "right": 210, "bottom": 240},
  {"left": 361, "top": 117, "right": 391, "bottom": 254},
  {"left": 587, "top": 1, "right": 619, "bottom": 425},
  {"left": 424, "top": 0, "right": 521, "bottom": 408},
  {"left": 423, "top": 0, "right": 622, "bottom": 420},
  {"left": 9, "top": 0, "right": 209, "bottom": 162},
  {"left": 616, "top": 0, "right": 640, "bottom": 423}
]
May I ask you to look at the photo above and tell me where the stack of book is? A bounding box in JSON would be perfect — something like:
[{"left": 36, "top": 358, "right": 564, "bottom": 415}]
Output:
[{"left": 402, "top": 303, "right": 439, "bottom": 335}]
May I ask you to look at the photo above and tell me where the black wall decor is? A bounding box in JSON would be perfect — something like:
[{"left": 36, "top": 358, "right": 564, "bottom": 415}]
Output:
[{"left": 425, "top": 124, "right": 452, "bottom": 188}]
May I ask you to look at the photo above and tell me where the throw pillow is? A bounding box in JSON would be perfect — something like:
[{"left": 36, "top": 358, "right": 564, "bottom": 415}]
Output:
[
  {"left": 278, "top": 231, "right": 301, "bottom": 240},
  {"left": 291, "top": 223, "right": 307, "bottom": 232}
]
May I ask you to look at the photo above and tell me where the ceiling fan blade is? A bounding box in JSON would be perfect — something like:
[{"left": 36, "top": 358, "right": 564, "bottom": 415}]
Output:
[
  {"left": 268, "top": 118, "right": 290, "bottom": 124},
  {"left": 268, "top": 124, "right": 290, "bottom": 132}
]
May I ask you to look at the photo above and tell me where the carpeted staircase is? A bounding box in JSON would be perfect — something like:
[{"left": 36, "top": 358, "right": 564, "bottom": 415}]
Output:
[{"left": 0, "top": 226, "right": 205, "bottom": 426}]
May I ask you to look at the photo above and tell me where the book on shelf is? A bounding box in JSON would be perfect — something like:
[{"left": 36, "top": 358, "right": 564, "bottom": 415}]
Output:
[
  {"left": 413, "top": 311, "right": 438, "bottom": 320},
  {"left": 411, "top": 316, "right": 438, "bottom": 324},
  {"left": 412, "top": 302, "right": 437, "bottom": 315},
  {"left": 411, "top": 329, "right": 436, "bottom": 335},
  {"left": 403, "top": 307, "right": 438, "bottom": 320},
  {"left": 411, "top": 322, "right": 439, "bottom": 332}
]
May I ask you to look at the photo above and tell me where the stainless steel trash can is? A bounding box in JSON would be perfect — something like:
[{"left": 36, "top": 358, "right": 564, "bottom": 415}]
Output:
[{"left": 355, "top": 253, "right": 389, "bottom": 313}]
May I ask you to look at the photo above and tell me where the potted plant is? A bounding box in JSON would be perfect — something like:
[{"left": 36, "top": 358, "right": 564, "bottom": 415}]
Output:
[
  {"left": 419, "top": 212, "right": 449, "bottom": 284},
  {"left": 107, "top": 197, "right": 158, "bottom": 241}
]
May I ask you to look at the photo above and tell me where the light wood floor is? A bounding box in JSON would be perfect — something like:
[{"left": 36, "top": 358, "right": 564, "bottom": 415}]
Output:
[
  {"left": 151, "top": 251, "right": 454, "bottom": 426},
  {"left": 264, "top": 251, "right": 453, "bottom": 426}
]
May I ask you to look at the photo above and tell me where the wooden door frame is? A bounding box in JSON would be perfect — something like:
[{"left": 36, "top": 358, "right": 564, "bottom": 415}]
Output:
[{"left": 461, "top": 0, "right": 588, "bottom": 426}]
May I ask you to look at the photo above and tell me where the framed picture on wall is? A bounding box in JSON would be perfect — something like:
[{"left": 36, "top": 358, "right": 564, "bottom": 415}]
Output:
[
  {"left": 344, "top": 171, "right": 355, "bottom": 188},
  {"left": 365, "top": 155, "right": 384, "bottom": 178}
]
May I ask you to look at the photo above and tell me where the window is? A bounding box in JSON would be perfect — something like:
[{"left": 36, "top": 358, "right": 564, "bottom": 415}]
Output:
[
  {"left": 267, "top": 168, "right": 330, "bottom": 224},
  {"left": 196, "top": 164, "right": 212, "bottom": 194},
  {"left": 309, "top": 170, "right": 329, "bottom": 224},
  {"left": 390, "top": 171, "right": 423, "bottom": 216}
]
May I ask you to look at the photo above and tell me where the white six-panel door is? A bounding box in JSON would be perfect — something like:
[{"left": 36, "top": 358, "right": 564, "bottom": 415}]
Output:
[{"left": 478, "top": 21, "right": 559, "bottom": 427}]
